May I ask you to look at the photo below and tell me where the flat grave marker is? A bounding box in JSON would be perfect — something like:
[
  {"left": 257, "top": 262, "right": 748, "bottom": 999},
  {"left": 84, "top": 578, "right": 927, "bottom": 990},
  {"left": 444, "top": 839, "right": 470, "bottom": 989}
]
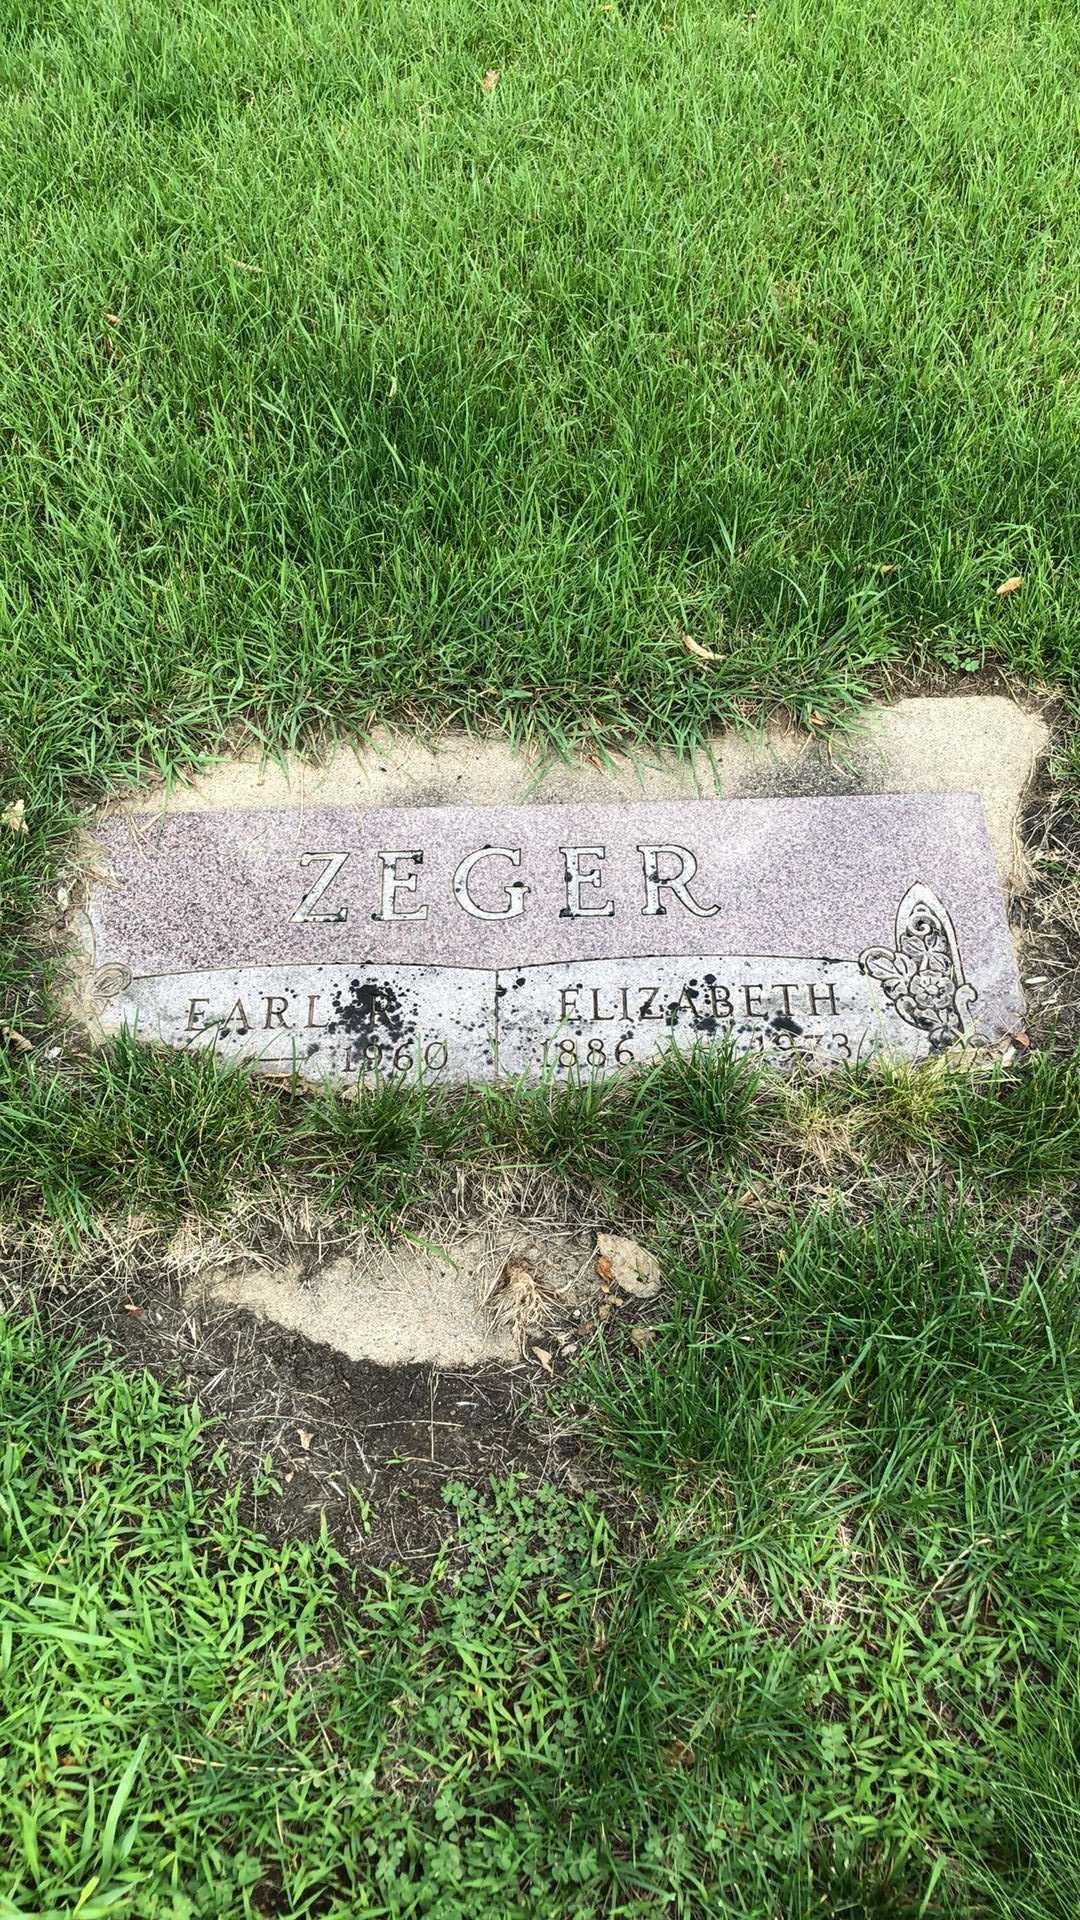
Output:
[{"left": 75, "top": 793, "right": 1024, "bottom": 1083}]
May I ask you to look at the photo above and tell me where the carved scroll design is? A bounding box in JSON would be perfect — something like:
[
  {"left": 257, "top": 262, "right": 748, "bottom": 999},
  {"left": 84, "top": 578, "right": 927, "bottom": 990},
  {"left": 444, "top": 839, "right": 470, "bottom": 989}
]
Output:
[
  {"left": 92, "top": 963, "right": 133, "bottom": 1008},
  {"left": 859, "top": 884, "right": 978, "bottom": 1052}
]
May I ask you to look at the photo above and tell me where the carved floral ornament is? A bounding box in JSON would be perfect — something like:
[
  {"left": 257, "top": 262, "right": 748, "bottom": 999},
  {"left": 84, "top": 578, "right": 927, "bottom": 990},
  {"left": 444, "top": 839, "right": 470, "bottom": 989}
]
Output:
[{"left": 858, "top": 884, "right": 977, "bottom": 1052}]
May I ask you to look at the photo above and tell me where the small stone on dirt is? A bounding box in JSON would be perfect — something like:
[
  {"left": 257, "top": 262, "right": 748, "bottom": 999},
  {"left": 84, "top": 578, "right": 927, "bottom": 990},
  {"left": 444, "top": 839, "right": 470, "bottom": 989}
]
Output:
[{"left": 595, "top": 1233, "right": 661, "bottom": 1299}]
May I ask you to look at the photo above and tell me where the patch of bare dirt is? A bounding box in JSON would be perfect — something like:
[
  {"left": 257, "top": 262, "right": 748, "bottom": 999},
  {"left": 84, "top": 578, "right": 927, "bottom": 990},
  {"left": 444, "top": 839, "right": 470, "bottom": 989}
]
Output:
[
  {"left": 167, "top": 1197, "right": 600, "bottom": 1369},
  {"left": 0, "top": 1209, "right": 658, "bottom": 1565}
]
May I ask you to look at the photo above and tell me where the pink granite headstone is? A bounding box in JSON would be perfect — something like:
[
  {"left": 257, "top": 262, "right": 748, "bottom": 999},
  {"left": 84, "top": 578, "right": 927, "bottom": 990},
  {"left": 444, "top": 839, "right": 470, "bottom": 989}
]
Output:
[{"left": 77, "top": 793, "right": 1024, "bottom": 1082}]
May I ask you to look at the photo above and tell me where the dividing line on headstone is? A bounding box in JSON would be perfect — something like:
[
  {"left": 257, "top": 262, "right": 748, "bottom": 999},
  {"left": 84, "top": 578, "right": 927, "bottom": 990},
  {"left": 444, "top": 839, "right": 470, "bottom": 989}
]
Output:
[
  {"left": 89, "top": 883, "right": 988, "bottom": 1081},
  {"left": 74, "top": 792, "right": 1024, "bottom": 1082}
]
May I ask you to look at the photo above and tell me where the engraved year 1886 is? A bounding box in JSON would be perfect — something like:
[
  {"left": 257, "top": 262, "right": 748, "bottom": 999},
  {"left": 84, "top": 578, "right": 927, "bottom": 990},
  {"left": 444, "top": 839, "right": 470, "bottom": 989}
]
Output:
[{"left": 534, "top": 972, "right": 855, "bottom": 1074}]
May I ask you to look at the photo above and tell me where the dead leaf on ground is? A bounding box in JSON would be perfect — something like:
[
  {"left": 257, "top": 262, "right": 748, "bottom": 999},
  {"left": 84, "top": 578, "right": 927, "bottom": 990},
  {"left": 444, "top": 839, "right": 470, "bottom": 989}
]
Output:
[
  {"left": 877, "top": 562, "right": 897, "bottom": 575},
  {"left": 502, "top": 1260, "right": 534, "bottom": 1290},
  {"left": 2, "top": 799, "right": 27, "bottom": 834},
  {"left": 595, "top": 1254, "right": 616, "bottom": 1286},
  {"left": 532, "top": 1346, "right": 554, "bottom": 1374},
  {"left": 492, "top": 1255, "right": 550, "bottom": 1322},
  {"left": 680, "top": 633, "right": 721, "bottom": 664},
  {"left": 122, "top": 1303, "right": 144, "bottom": 1318},
  {"left": 297, "top": 1427, "right": 314, "bottom": 1452},
  {"left": 996, "top": 575, "right": 1023, "bottom": 596},
  {"left": 482, "top": 68, "right": 500, "bottom": 92},
  {"left": 1, "top": 1026, "right": 32, "bottom": 1054},
  {"left": 595, "top": 1233, "right": 661, "bottom": 1299},
  {"left": 629, "top": 1326, "right": 656, "bottom": 1350}
]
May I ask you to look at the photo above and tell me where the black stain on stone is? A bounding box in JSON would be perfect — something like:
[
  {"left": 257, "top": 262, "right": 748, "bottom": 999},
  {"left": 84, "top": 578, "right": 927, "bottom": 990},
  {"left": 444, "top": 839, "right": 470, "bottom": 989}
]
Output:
[
  {"left": 665, "top": 984, "right": 697, "bottom": 1029},
  {"left": 771, "top": 1013, "right": 803, "bottom": 1035},
  {"left": 327, "top": 977, "right": 415, "bottom": 1047}
]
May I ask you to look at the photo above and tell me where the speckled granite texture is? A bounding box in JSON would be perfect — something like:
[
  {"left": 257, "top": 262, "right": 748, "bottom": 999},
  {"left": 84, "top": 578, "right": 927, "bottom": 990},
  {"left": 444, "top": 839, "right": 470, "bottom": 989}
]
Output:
[{"left": 76, "top": 792, "right": 1023, "bottom": 1081}]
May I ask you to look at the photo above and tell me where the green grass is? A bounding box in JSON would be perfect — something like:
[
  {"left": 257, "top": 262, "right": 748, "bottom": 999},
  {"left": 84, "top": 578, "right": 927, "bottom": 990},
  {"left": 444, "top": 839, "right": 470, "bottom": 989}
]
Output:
[
  {"left": 2, "top": 0, "right": 1079, "bottom": 1024},
  {"left": 1, "top": 0, "right": 1079, "bottom": 981},
  {"left": 2, "top": 1038, "right": 1077, "bottom": 1915},
  {"left": 2, "top": 0, "right": 1080, "bottom": 1910},
  {"left": 3, "top": 1185, "right": 1080, "bottom": 1918},
  {"left": 1, "top": 1037, "right": 1077, "bottom": 1230}
]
